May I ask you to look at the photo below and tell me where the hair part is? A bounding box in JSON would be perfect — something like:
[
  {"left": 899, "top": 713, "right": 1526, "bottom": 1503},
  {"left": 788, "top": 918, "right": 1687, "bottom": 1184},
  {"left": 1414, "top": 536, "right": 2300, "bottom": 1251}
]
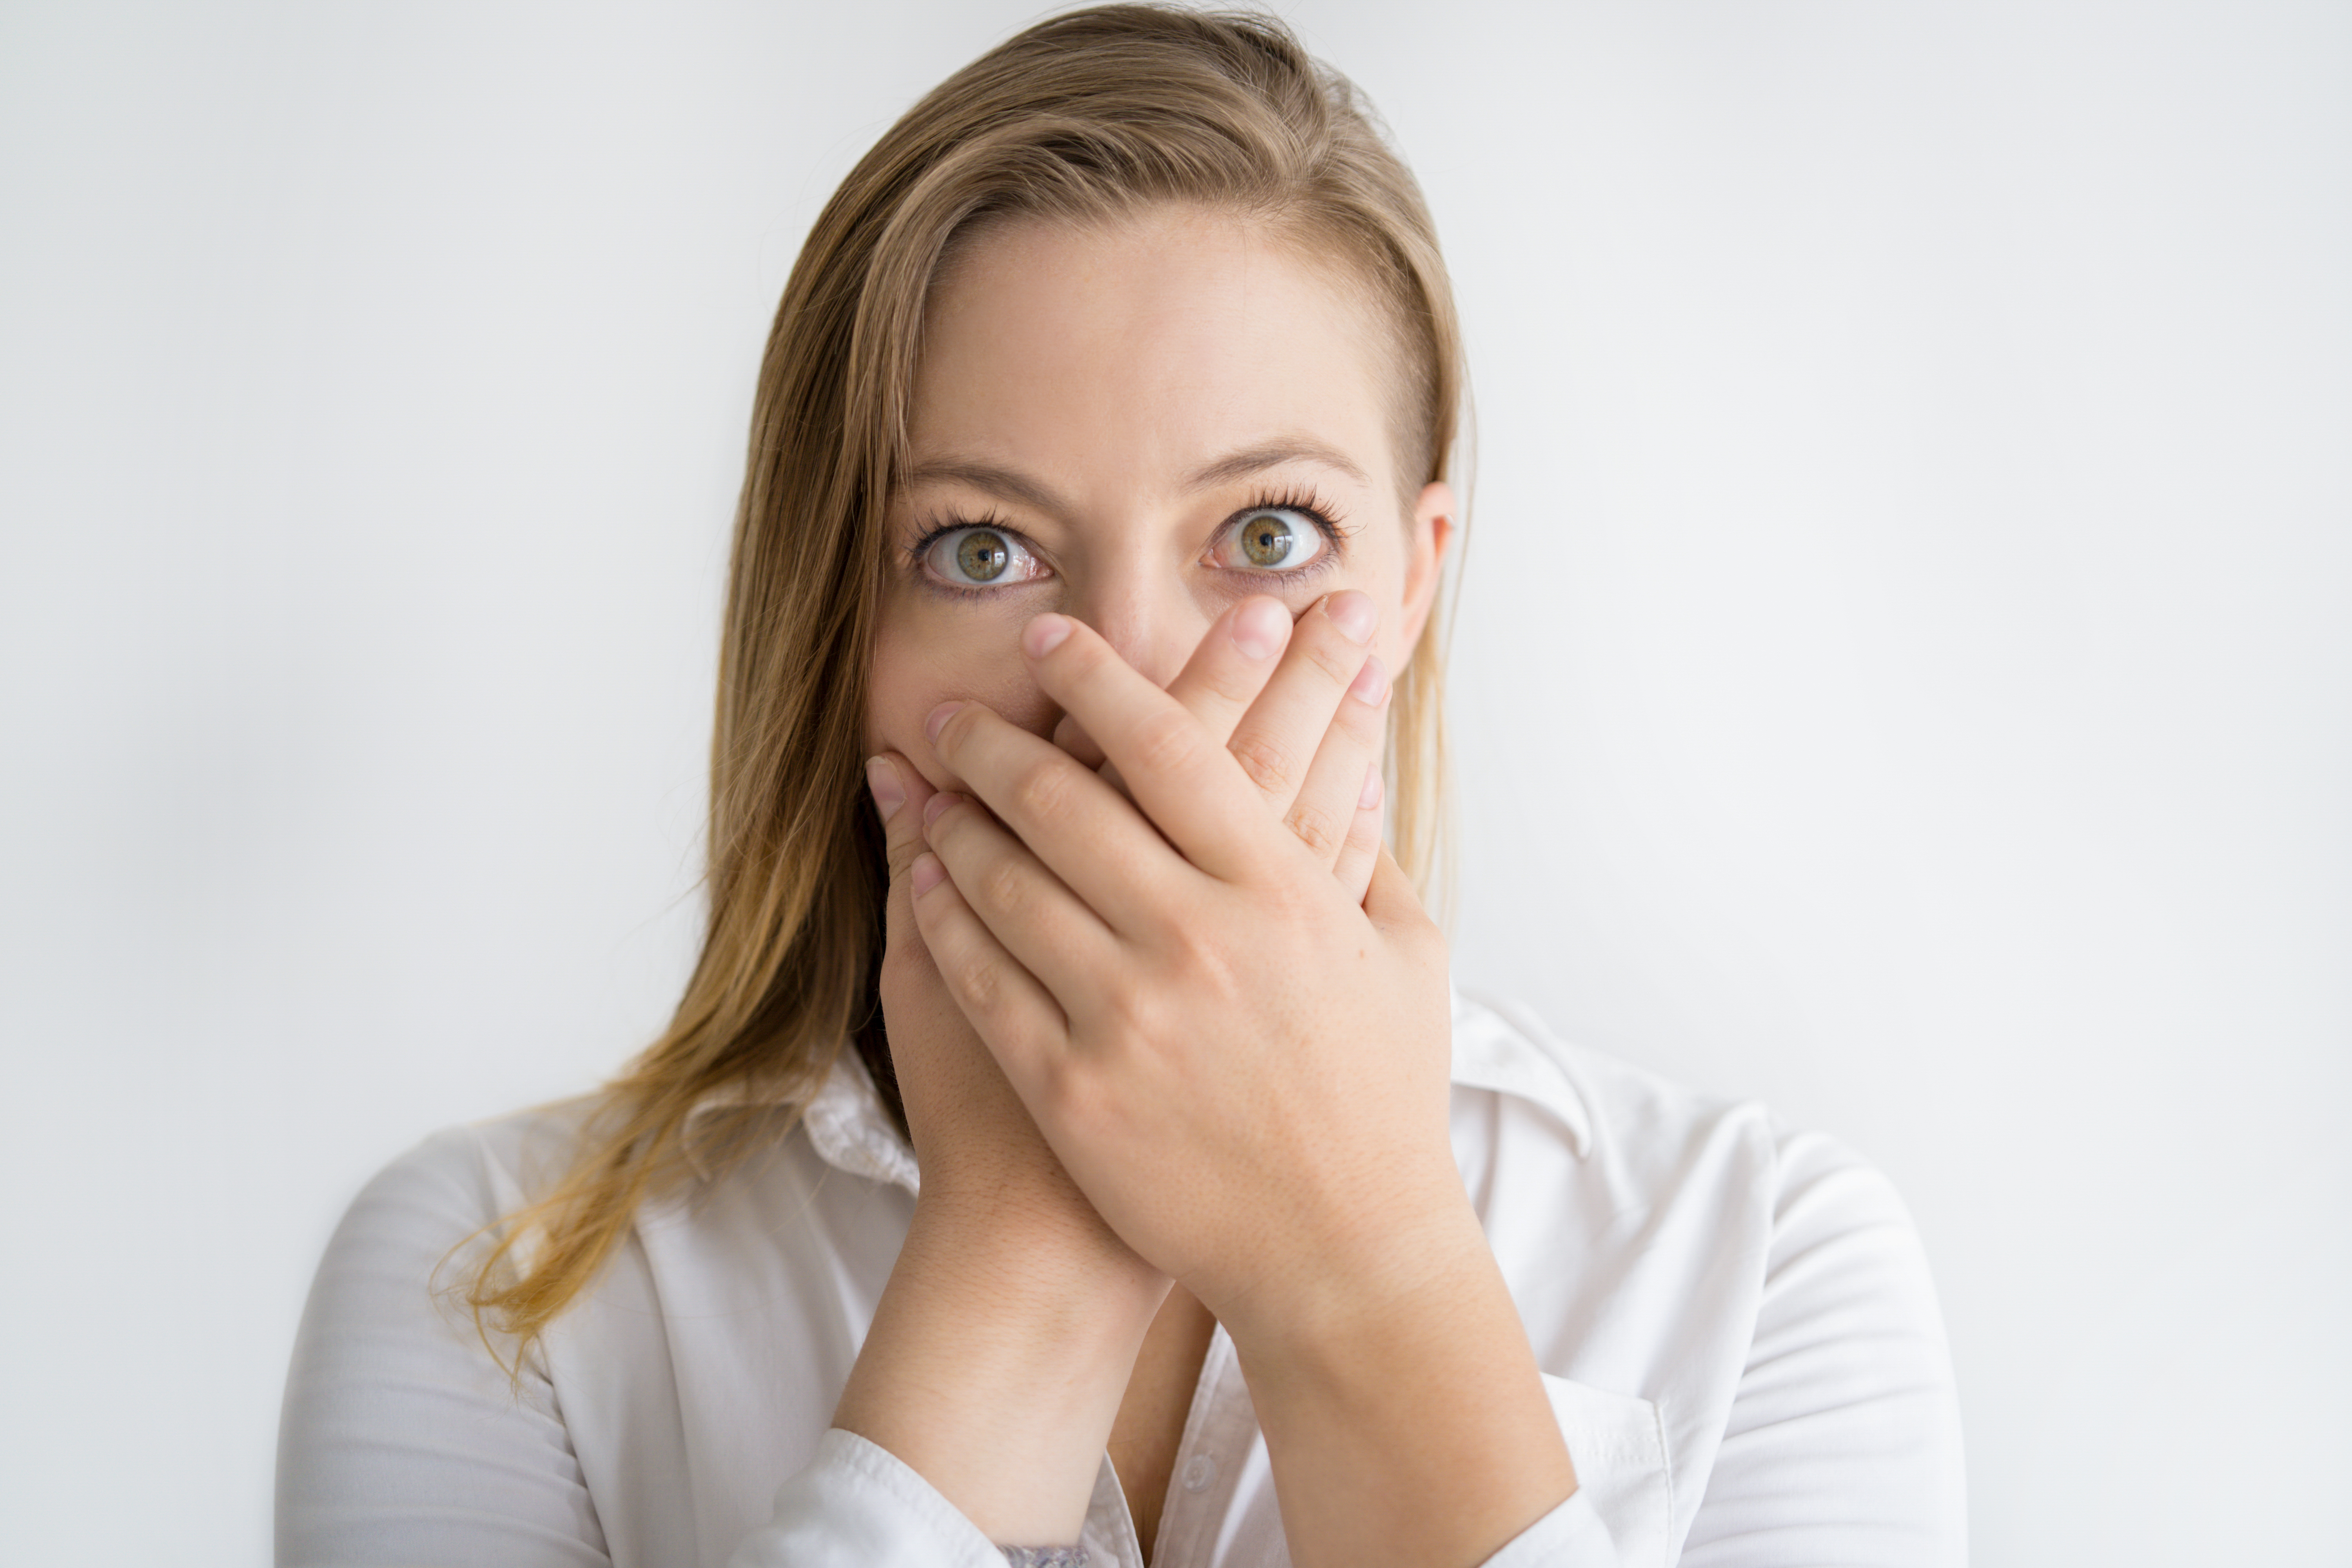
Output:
[{"left": 463, "top": 2, "right": 1468, "bottom": 1361}]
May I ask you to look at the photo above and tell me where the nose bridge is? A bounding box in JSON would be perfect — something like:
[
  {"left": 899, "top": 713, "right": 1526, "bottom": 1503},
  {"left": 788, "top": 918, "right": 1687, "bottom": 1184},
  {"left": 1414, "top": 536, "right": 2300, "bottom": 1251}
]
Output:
[{"left": 1061, "top": 539, "right": 1193, "bottom": 686}]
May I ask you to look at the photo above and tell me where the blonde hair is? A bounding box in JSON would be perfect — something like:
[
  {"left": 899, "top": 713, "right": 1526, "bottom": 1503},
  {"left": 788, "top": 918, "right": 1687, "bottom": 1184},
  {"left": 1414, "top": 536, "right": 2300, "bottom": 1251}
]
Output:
[{"left": 466, "top": 3, "right": 1468, "bottom": 1356}]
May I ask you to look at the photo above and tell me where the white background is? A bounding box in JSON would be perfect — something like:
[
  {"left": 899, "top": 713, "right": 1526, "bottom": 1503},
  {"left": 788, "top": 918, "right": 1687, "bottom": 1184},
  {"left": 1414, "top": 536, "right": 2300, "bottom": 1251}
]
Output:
[{"left": 2, "top": 2, "right": 2345, "bottom": 1563}]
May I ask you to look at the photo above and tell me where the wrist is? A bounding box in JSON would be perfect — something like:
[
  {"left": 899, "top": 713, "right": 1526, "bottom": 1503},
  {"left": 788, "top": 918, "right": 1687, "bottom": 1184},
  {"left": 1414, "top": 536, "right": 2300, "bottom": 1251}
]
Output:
[
  {"left": 1213, "top": 1198, "right": 1492, "bottom": 1376},
  {"left": 833, "top": 1183, "right": 1169, "bottom": 1546},
  {"left": 901, "top": 1182, "right": 1169, "bottom": 1336},
  {"left": 1218, "top": 1206, "right": 1578, "bottom": 1568}
]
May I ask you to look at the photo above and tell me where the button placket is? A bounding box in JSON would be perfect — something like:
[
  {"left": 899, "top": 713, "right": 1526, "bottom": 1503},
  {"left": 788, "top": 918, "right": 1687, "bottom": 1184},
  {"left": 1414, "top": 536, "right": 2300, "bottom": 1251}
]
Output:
[{"left": 1151, "top": 1327, "right": 1259, "bottom": 1567}]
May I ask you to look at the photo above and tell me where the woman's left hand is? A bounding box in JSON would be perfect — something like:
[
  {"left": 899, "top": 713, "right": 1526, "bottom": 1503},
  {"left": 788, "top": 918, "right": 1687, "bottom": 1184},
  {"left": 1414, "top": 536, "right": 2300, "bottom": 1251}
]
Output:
[{"left": 907, "top": 608, "right": 1463, "bottom": 1336}]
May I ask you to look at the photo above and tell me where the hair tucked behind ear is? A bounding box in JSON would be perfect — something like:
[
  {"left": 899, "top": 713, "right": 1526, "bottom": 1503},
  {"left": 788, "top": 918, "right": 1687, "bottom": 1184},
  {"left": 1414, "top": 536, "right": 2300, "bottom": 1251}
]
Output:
[{"left": 462, "top": 3, "right": 1468, "bottom": 1363}]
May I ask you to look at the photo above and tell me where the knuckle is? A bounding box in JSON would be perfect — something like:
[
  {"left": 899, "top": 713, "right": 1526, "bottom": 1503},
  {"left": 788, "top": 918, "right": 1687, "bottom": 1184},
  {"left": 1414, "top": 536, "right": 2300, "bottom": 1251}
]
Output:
[
  {"left": 1302, "top": 625, "right": 1364, "bottom": 688},
  {"left": 1039, "top": 1053, "right": 1094, "bottom": 1123},
  {"left": 975, "top": 855, "right": 1032, "bottom": 920},
  {"left": 1096, "top": 970, "right": 1161, "bottom": 1045},
  {"left": 1127, "top": 705, "right": 1201, "bottom": 778},
  {"left": 1096, "top": 968, "right": 1143, "bottom": 1020},
  {"left": 1285, "top": 799, "right": 1347, "bottom": 857},
  {"left": 1229, "top": 731, "right": 1300, "bottom": 795},
  {"left": 1010, "top": 753, "right": 1076, "bottom": 824},
  {"left": 946, "top": 947, "right": 1005, "bottom": 1015},
  {"left": 1162, "top": 920, "right": 1235, "bottom": 993},
  {"left": 1202, "top": 656, "right": 1271, "bottom": 710}
]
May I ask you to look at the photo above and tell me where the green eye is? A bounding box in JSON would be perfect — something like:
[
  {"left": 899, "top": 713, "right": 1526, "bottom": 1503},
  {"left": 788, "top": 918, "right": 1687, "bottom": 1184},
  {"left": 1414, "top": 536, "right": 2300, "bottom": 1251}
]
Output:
[
  {"left": 1240, "top": 512, "right": 1294, "bottom": 567},
  {"left": 921, "top": 525, "right": 1039, "bottom": 591},
  {"left": 953, "top": 529, "right": 1010, "bottom": 582},
  {"left": 1219, "top": 505, "right": 1332, "bottom": 572}
]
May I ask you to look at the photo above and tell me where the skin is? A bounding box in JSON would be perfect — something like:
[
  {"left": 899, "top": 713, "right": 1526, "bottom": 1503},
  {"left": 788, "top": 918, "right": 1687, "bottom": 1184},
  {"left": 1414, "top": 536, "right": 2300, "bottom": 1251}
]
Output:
[{"left": 835, "top": 207, "right": 1575, "bottom": 1567}]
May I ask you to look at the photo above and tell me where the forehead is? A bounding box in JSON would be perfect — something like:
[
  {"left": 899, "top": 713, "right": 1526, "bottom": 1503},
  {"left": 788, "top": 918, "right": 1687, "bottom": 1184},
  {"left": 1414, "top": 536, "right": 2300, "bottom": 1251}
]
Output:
[{"left": 909, "top": 208, "right": 1398, "bottom": 496}]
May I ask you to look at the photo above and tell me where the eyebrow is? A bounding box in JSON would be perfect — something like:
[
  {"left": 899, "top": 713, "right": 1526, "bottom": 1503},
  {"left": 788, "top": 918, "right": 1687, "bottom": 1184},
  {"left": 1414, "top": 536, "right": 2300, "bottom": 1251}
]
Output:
[
  {"left": 900, "top": 459, "right": 1063, "bottom": 515},
  {"left": 1182, "top": 438, "right": 1370, "bottom": 492},
  {"left": 902, "top": 436, "right": 1369, "bottom": 514}
]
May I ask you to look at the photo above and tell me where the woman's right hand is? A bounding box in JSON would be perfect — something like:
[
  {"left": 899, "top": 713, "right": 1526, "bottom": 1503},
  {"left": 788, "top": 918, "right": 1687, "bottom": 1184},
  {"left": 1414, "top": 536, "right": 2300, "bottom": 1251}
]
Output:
[
  {"left": 838, "top": 590, "right": 1391, "bottom": 1546},
  {"left": 867, "top": 747, "right": 1129, "bottom": 1244},
  {"left": 840, "top": 745, "right": 1169, "bottom": 1549}
]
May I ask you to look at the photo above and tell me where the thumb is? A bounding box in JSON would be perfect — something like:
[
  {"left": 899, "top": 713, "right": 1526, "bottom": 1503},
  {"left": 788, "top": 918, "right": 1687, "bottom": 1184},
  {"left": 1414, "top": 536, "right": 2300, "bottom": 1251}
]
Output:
[
  {"left": 866, "top": 752, "right": 938, "bottom": 886},
  {"left": 1363, "top": 847, "right": 1449, "bottom": 987},
  {"left": 1363, "top": 844, "right": 1435, "bottom": 935}
]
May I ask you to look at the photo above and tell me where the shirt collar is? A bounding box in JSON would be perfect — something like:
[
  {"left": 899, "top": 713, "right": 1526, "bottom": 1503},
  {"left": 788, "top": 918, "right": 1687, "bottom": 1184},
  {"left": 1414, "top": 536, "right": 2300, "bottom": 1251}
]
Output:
[
  {"left": 1446, "top": 984, "right": 1593, "bottom": 1157},
  {"left": 679, "top": 982, "right": 1592, "bottom": 1193},
  {"left": 679, "top": 1049, "right": 921, "bottom": 1191}
]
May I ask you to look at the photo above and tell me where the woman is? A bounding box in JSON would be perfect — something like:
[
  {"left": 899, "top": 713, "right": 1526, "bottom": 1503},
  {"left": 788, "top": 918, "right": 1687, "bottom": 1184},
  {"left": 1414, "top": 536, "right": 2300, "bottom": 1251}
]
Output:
[{"left": 276, "top": 8, "right": 1967, "bottom": 1566}]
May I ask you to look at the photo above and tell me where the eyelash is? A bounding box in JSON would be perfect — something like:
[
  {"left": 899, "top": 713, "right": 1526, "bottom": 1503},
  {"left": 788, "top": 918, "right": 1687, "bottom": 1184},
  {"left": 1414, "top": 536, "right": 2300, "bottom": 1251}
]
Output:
[{"left": 904, "top": 486, "right": 1354, "bottom": 600}]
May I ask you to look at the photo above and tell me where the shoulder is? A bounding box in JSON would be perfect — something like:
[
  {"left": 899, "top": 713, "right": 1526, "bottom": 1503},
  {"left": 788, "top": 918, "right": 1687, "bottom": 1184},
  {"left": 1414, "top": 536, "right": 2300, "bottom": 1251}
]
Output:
[
  {"left": 297, "top": 1096, "right": 621, "bottom": 1355},
  {"left": 281, "top": 1100, "right": 620, "bottom": 1563},
  {"left": 332, "top": 1096, "right": 607, "bottom": 1255},
  {"left": 1451, "top": 988, "right": 1929, "bottom": 1281},
  {"left": 1451, "top": 991, "right": 1965, "bottom": 1557}
]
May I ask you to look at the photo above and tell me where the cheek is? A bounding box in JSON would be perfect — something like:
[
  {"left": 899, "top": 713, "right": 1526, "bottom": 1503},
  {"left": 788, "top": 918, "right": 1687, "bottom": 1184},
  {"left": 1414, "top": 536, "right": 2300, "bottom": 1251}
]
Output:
[
  {"left": 1345, "top": 538, "right": 1418, "bottom": 691},
  {"left": 867, "top": 598, "right": 1063, "bottom": 789},
  {"left": 1373, "top": 619, "right": 1413, "bottom": 690}
]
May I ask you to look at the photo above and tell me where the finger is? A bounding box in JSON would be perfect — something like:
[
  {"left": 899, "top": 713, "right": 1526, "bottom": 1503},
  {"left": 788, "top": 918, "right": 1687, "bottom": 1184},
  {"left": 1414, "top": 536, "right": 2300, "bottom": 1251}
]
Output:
[
  {"left": 867, "top": 753, "right": 953, "bottom": 996},
  {"left": 1059, "top": 594, "right": 1292, "bottom": 800},
  {"left": 925, "top": 697, "right": 1191, "bottom": 930},
  {"left": 920, "top": 786, "right": 1121, "bottom": 1004},
  {"left": 1159, "top": 594, "right": 1294, "bottom": 748},
  {"left": 867, "top": 752, "right": 937, "bottom": 884},
  {"left": 1014, "top": 615, "right": 1281, "bottom": 884},
  {"left": 1330, "top": 760, "right": 1387, "bottom": 907},
  {"left": 1282, "top": 648, "right": 1390, "bottom": 871},
  {"left": 906, "top": 847, "right": 1071, "bottom": 1085},
  {"left": 1220, "top": 589, "right": 1378, "bottom": 818}
]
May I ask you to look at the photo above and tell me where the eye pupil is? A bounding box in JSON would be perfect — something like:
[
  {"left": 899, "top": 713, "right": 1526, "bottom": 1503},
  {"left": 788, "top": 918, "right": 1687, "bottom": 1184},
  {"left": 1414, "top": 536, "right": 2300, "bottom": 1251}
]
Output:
[
  {"left": 956, "top": 529, "right": 1010, "bottom": 582},
  {"left": 1241, "top": 513, "right": 1292, "bottom": 567}
]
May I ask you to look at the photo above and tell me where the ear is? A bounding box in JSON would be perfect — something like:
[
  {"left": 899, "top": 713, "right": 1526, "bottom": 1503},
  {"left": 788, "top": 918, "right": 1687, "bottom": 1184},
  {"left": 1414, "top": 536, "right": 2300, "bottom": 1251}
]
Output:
[{"left": 1396, "top": 479, "right": 1458, "bottom": 654}]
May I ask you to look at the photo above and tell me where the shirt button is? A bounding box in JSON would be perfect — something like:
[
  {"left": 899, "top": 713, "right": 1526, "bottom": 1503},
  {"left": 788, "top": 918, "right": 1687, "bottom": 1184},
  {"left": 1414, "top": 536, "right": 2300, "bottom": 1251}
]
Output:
[{"left": 1181, "top": 1454, "right": 1217, "bottom": 1492}]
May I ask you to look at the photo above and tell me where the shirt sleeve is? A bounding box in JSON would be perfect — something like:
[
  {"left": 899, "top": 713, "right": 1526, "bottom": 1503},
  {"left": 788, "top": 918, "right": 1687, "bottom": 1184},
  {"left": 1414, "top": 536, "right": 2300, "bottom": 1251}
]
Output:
[
  {"left": 737, "top": 1433, "right": 1622, "bottom": 1568},
  {"left": 1677, "top": 1127, "right": 1969, "bottom": 1567},
  {"left": 725, "top": 1429, "right": 1014, "bottom": 1568},
  {"left": 275, "top": 1129, "right": 611, "bottom": 1568},
  {"left": 276, "top": 1136, "right": 1014, "bottom": 1568},
  {"left": 1477, "top": 1489, "right": 1623, "bottom": 1568}
]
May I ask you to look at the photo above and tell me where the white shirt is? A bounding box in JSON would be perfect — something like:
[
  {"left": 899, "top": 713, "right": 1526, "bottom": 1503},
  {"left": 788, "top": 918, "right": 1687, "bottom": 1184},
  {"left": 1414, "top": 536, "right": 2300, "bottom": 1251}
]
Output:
[{"left": 275, "top": 989, "right": 1967, "bottom": 1567}]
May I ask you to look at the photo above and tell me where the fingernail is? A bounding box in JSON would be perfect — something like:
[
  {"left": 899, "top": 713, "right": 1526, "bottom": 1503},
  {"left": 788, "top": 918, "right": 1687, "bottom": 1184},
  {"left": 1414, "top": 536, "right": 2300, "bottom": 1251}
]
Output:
[
  {"left": 922, "top": 790, "right": 960, "bottom": 828},
  {"left": 1230, "top": 597, "right": 1288, "bottom": 661},
  {"left": 865, "top": 756, "right": 904, "bottom": 823},
  {"left": 1359, "top": 763, "right": 1384, "bottom": 810},
  {"left": 1325, "top": 591, "right": 1377, "bottom": 644},
  {"left": 925, "top": 701, "right": 964, "bottom": 743},
  {"left": 1024, "top": 614, "right": 1073, "bottom": 659},
  {"left": 1347, "top": 653, "right": 1388, "bottom": 706},
  {"left": 910, "top": 852, "right": 945, "bottom": 897}
]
